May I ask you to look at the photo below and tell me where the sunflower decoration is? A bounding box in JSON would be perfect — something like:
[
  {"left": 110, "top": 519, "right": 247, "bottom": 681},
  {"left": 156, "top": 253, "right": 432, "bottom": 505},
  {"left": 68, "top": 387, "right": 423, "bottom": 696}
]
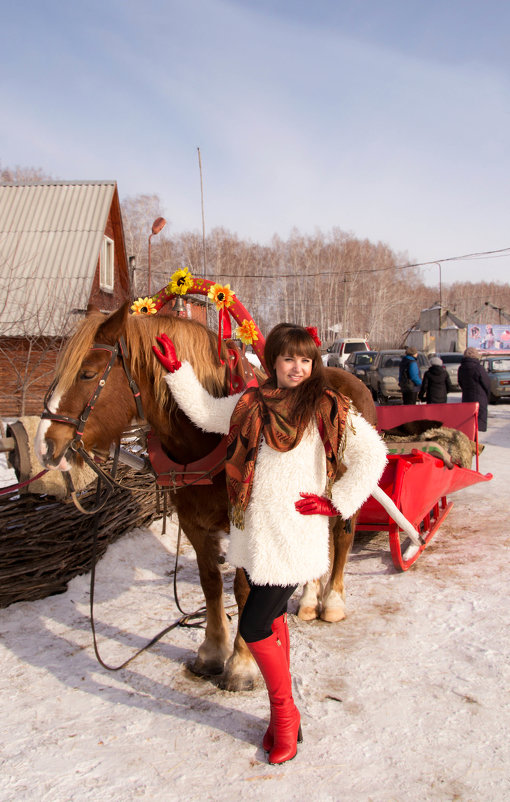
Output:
[
  {"left": 235, "top": 319, "right": 259, "bottom": 345},
  {"left": 207, "top": 283, "right": 236, "bottom": 361},
  {"left": 131, "top": 297, "right": 158, "bottom": 315},
  {"left": 207, "top": 282, "right": 235, "bottom": 310},
  {"left": 169, "top": 267, "right": 194, "bottom": 296}
]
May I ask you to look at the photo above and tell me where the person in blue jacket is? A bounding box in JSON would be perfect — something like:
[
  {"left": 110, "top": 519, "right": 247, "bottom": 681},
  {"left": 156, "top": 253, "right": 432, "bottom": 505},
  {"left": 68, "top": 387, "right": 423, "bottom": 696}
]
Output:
[{"left": 399, "top": 346, "right": 422, "bottom": 404}]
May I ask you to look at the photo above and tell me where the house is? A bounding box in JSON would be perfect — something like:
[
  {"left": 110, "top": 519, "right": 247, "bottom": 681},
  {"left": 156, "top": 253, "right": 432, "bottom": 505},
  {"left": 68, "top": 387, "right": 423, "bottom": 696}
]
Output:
[
  {"left": 405, "top": 305, "right": 468, "bottom": 354},
  {"left": 0, "top": 180, "right": 130, "bottom": 416}
]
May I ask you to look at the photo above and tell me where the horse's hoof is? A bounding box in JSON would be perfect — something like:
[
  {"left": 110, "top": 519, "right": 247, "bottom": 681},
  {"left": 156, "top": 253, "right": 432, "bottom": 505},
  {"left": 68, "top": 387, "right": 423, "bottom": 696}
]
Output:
[
  {"left": 320, "top": 607, "right": 346, "bottom": 623},
  {"left": 186, "top": 657, "right": 225, "bottom": 677},
  {"left": 215, "top": 672, "right": 258, "bottom": 692},
  {"left": 297, "top": 605, "right": 320, "bottom": 621}
]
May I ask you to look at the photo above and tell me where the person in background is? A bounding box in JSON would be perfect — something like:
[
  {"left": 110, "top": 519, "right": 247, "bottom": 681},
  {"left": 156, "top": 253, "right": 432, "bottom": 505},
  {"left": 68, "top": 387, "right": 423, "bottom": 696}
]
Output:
[
  {"left": 152, "top": 323, "right": 387, "bottom": 765},
  {"left": 418, "top": 356, "right": 453, "bottom": 404},
  {"left": 398, "top": 346, "right": 422, "bottom": 404},
  {"left": 458, "top": 347, "right": 491, "bottom": 432}
]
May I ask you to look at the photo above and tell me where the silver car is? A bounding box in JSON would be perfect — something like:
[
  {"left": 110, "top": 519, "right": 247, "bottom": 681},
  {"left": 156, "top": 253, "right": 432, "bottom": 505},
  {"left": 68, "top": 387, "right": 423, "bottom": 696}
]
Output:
[
  {"left": 480, "top": 355, "right": 510, "bottom": 403},
  {"left": 368, "top": 349, "right": 429, "bottom": 404}
]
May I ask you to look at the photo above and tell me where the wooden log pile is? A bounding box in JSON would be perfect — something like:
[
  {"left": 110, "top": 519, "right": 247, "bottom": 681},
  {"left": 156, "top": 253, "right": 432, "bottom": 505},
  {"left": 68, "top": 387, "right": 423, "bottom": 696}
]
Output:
[{"left": 0, "top": 465, "right": 168, "bottom": 608}]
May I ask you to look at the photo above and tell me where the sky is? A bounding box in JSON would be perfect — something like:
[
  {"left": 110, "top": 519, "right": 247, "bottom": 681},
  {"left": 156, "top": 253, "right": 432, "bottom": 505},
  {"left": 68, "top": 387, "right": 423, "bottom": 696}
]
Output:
[{"left": 2, "top": 0, "right": 510, "bottom": 287}]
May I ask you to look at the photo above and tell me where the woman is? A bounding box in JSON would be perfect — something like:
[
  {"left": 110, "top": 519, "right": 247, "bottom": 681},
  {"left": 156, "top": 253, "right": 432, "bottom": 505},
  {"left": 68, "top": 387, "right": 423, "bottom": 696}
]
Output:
[
  {"left": 418, "top": 357, "right": 453, "bottom": 404},
  {"left": 153, "top": 323, "right": 387, "bottom": 765},
  {"left": 458, "top": 347, "right": 491, "bottom": 432}
]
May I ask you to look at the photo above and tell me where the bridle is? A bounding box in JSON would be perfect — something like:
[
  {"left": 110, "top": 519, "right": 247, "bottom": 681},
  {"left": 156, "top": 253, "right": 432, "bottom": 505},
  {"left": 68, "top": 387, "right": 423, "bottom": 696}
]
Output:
[
  {"left": 42, "top": 336, "right": 144, "bottom": 450},
  {"left": 41, "top": 336, "right": 145, "bottom": 513}
]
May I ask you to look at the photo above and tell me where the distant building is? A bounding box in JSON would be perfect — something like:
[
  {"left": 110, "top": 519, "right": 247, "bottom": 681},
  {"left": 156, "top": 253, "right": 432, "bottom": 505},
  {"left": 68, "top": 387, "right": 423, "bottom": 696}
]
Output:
[{"left": 405, "top": 305, "right": 467, "bottom": 354}]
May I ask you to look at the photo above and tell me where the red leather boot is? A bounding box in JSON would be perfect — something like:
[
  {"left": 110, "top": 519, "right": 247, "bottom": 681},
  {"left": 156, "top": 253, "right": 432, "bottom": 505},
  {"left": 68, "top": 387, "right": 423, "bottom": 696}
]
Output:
[
  {"left": 247, "top": 630, "right": 302, "bottom": 765},
  {"left": 262, "top": 613, "right": 290, "bottom": 752}
]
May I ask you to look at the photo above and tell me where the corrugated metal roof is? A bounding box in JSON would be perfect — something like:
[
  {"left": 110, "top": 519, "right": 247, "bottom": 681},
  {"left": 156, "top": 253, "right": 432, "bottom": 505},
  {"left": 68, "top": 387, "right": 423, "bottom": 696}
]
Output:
[{"left": 0, "top": 181, "right": 116, "bottom": 336}]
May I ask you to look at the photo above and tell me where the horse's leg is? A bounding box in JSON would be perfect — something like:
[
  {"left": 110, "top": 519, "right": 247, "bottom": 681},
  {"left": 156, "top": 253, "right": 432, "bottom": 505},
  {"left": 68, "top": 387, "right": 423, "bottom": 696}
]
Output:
[
  {"left": 297, "top": 579, "right": 321, "bottom": 621},
  {"left": 320, "top": 515, "right": 357, "bottom": 623},
  {"left": 218, "top": 567, "right": 260, "bottom": 692},
  {"left": 181, "top": 526, "right": 232, "bottom": 676}
]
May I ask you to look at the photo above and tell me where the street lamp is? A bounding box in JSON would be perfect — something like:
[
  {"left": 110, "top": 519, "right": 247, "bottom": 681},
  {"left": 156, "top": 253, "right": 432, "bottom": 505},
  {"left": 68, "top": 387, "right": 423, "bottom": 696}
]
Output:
[{"left": 147, "top": 216, "right": 166, "bottom": 295}]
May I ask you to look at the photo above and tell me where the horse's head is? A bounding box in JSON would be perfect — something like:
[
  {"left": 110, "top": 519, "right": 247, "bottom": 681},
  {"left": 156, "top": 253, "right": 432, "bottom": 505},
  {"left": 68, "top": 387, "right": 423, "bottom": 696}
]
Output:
[
  {"left": 35, "top": 301, "right": 232, "bottom": 471},
  {"left": 35, "top": 302, "right": 141, "bottom": 470}
]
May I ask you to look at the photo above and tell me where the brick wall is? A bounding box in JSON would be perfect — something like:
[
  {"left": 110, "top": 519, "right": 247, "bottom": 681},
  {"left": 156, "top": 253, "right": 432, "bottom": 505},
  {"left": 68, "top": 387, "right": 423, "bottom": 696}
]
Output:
[{"left": 0, "top": 337, "right": 62, "bottom": 418}]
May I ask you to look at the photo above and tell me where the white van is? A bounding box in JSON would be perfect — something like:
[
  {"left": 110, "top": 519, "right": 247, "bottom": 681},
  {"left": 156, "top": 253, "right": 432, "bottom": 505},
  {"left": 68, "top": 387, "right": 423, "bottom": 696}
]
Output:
[{"left": 322, "top": 338, "right": 370, "bottom": 368}]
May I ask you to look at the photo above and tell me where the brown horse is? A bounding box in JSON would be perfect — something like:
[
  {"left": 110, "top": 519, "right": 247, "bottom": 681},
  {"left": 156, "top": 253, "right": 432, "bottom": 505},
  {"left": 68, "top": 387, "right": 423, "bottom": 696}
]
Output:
[{"left": 35, "top": 302, "right": 376, "bottom": 691}]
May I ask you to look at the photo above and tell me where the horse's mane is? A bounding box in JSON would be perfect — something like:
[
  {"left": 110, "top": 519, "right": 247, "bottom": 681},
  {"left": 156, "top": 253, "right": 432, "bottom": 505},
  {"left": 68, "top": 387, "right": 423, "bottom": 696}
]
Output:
[
  {"left": 126, "top": 315, "right": 228, "bottom": 407},
  {"left": 56, "top": 310, "right": 229, "bottom": 407}
]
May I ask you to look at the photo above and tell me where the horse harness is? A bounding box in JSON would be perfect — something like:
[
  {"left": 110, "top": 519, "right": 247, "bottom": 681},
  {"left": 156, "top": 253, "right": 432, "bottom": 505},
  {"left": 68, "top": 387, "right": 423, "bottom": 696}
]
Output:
[{"left": 148, "top": 346, "right": 258, "bottom": 489}]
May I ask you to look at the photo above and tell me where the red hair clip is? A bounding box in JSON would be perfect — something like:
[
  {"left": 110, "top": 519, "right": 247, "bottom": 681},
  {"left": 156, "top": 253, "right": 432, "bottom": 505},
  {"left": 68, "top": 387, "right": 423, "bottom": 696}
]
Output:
[{"left": 305, "top": 326, "right": 322, "bottom": 347}]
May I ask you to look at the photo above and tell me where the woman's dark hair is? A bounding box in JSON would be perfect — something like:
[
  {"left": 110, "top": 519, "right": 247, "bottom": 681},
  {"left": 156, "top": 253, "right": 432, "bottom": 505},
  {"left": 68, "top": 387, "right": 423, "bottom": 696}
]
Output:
[{"left": 264, "top": 323, "right": 327, "bottom": 424}]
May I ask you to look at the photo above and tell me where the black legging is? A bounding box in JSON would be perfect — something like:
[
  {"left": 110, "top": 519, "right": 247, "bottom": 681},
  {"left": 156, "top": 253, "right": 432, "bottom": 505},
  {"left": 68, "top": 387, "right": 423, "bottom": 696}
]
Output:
[{"left": 239, "top": 570, "right": 297, "bottom": 643}]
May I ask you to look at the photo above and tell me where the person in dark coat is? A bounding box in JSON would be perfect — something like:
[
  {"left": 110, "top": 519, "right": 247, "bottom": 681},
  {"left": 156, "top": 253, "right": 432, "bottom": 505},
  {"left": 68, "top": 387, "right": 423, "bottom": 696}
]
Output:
[
  {"left": 458, "top": 347, "right": 491, "bottom": 432},
  {"left": 418, "top": 357, "right": 453, "bottom": 404},
  {"left": 399, "top": 346, "right": 422, "bottom": 404}
]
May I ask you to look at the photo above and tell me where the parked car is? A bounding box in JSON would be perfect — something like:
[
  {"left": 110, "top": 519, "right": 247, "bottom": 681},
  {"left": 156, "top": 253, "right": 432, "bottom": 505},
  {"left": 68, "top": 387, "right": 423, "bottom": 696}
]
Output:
[
  {"left": 322, "top": 338, "right": 370, "bottom": 368},
  {"left": 368, "top": 349, "right": 429, "bottom": 404},
  {"left": 480, "top": 355, "right": 510, "bottom": 403},
  {"left": 344, "top": 350, "right": 377, "bottom": 386},
  {"left": 435, "top": 352, "right": 463, "bottom": 391}
]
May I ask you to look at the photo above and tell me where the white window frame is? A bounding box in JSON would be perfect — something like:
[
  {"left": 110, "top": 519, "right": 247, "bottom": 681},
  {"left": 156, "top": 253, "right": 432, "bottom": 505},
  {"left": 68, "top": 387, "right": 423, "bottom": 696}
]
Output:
[{"left": 100, "top": 235, "right": 115, "bottom": 292}]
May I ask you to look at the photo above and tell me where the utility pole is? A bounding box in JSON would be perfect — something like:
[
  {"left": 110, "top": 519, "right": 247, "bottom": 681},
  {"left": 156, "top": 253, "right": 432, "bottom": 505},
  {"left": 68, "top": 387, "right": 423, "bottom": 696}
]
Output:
[{"left": 343, "top": 276, "right": 347, "bottom": 336}]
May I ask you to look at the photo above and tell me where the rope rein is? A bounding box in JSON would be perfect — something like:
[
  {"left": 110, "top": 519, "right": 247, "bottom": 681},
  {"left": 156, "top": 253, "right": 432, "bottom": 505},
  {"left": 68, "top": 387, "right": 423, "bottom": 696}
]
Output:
[{"left": 87, "top": 456, "right": 212, "bottom": 673}]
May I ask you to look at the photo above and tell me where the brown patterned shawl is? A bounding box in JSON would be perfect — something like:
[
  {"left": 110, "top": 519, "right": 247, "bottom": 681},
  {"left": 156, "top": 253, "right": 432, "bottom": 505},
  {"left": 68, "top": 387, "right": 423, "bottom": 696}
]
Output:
[{"left": 226, "top": 383, "right": 351, "bottom": 529}]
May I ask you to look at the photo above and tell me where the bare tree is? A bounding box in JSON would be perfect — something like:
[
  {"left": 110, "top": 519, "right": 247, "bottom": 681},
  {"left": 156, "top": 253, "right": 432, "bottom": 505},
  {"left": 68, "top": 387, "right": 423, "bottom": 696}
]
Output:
[
  {"left": 0, "top": 163, "right": 54, "bottom": 183},
  {"left": 121, "top": 194, "right": 166, "bottom": 297}
]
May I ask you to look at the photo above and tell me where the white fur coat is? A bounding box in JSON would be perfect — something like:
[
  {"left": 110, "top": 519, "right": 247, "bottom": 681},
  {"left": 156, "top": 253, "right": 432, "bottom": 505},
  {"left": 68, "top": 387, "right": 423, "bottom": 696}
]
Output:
[{"left": 166, "top": 363, "right": 387, "bottom": 586}]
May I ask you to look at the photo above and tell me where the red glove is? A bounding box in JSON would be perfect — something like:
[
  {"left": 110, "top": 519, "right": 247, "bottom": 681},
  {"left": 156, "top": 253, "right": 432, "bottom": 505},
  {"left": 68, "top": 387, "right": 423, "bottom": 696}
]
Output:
[
  {"left": 152, "top": 334, "right": 182, "bottom": 373},
  {"left": 295, "top": 492, "right": 338, "bottom": 517}
]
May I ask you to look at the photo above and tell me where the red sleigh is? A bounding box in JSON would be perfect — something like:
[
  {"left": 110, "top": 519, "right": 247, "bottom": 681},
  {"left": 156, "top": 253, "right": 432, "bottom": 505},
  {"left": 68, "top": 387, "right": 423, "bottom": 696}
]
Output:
[{"left": 356, "top": 402, "right": 492, "bottom": 570}]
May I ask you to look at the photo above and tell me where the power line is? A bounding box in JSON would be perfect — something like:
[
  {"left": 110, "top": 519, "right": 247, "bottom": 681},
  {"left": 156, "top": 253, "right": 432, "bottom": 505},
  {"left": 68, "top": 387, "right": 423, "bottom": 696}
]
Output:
[{"left": 192, "top": 246, "right": 510, "bottom": 280}]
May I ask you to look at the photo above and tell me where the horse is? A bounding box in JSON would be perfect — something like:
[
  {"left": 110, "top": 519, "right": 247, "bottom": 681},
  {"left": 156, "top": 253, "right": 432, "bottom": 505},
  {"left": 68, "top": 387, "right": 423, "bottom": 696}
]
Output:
[{"left": 34, "top": 301, "right": 377, "bottom": 691}]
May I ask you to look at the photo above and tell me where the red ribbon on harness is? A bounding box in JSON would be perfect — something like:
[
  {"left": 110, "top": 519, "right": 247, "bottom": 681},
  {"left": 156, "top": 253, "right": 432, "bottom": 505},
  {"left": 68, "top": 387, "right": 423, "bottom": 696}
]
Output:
[{"left": 218, "top": 307, "right": 232, "bottom": 363}]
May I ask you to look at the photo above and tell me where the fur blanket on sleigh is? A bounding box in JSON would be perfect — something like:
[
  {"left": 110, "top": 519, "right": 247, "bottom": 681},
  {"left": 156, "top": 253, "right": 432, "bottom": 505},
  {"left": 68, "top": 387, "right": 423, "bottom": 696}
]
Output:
[{"left": 382, "top": 419, "right": 483, "bottom": 469}]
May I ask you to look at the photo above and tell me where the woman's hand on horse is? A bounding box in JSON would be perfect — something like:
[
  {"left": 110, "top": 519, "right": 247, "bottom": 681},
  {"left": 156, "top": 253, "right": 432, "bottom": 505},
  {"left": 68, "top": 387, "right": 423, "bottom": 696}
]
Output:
[
  {"left": 152, "top": 334, "right": 182, "bottom": 373},
  {"left": 294, "top": 492, "right": 338, "bottom": 517}
]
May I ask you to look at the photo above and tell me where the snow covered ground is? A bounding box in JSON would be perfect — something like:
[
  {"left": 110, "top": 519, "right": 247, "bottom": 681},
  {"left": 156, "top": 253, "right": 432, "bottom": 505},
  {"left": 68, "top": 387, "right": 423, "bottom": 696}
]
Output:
[{"left": 1, "top": 399, "right": 509, "bottom": 801}]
